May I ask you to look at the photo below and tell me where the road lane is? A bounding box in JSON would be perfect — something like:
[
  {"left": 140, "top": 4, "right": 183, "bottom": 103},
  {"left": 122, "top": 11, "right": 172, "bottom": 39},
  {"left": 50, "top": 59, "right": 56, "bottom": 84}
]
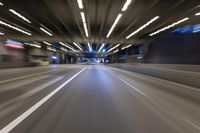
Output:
[
  {"left": 0, "top": 65, "right": 85, "bottom": 131},
  {"left": 0, "top": 65, "right": 200, "bottom": 133}
]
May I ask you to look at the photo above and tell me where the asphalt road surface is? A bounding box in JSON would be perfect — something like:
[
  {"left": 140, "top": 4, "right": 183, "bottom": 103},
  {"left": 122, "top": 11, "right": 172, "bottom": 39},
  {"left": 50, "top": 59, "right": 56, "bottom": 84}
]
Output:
[{"left": 0, "top": 64, "right": 199, "bottom": 133}]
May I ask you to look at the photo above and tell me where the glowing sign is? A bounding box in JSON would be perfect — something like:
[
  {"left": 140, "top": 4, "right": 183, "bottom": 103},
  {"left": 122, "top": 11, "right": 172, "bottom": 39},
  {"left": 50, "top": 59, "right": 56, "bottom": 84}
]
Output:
[
  {"left": 4, "top": 43, "right": 24, "bottom": 49},
  {"left": 4, "top": 39, "right": 24, "bottom": 49}
]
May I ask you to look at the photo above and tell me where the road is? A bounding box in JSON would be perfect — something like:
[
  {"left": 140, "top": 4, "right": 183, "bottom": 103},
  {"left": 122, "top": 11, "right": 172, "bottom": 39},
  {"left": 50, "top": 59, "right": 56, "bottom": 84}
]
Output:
[{"left": 0, "top": 64, "right": 199, "bottom": 133}]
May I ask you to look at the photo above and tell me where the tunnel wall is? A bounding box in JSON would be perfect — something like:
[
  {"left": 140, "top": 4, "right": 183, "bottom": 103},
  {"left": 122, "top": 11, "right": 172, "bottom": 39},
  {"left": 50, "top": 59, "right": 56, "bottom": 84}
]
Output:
[{"left": 145, "top": 33, "right": 200, "bottom": 64}]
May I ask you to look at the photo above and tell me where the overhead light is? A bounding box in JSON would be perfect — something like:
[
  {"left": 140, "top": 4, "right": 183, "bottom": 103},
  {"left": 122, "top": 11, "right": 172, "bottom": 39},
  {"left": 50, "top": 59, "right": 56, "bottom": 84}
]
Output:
[
  {"left": 83, "top": 22, "right": 89, "bottom": 37},
  {"left": 81, "top": 12, "right": 86, "bottom": 23},
  {"left": 107, "top": 44, "right": 120, "bottom": 52},
  {"left": 126, "top": 16, "right": 159, "bottom": 39},
  {"left": 0, "top": 32, "right": 4, "bottom": 35},
  {"left": 0, "top": 20, "right": 32, "bottom": 35},
  {"left": 80, "top": 12, "right": 89, "bottom": 37},
  {"left": 73, "top": 42, "right": 83, "bottom": 51},
  {"left": 77, "top": 0, "right": 83, "bottom": 9},
  {"left": 43, "top": 41, "right": 52, "bottom": 46},
  {"left": 0, "top": 2, "right": 3, "bottom": 6},
  {"left": 98, "top": 43, "right": 105, "bottom": 52},
  {"left": 88, "top": 43, "right": 92, "bottom": 52},
  {"left": 149, "top": 17, "right": 189, "bottom": 36},
  {"left": 25, "top": 43, "right": 41, "bottom": 48},
  {"left": 47, "top": 46, "right": 56, "bottom": 52},
  {"left": 61, "top": 47, "right": 68, "bottom": 52},
  {"left": 40, "top": 27, "right": 53, "bottom": 36},
  {"left": 195, "top": 12, "right": 200, "bottom": 16},
  {"left": 122, "top": 44, "right": 132, "bottom": 50},
  {"left": 107, "top": 14, "right": 122, "bottom": 38},
  {"left": 59, "top": 42, "right": 76, "bottom": 51},
  {"left": 9, "top": 9, "right": 31, "bottom": 24},
  {"left": 113, "top": 49, "right": 119, "bottom": 53},
  {"left": 122, "top": 0, "right": 132, "bottom": 11}
]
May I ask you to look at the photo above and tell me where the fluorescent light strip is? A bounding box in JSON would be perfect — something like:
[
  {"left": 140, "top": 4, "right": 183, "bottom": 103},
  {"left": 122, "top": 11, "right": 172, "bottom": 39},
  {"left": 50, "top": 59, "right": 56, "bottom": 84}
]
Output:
[
  {"left": 61, "top": 47, "right": 68, "bottom": 52},
  {"left": 59, "top": 42, "right": 76, "bottom": 51},
  {"left": 9, "top": 9, "right": 31, "bottom": 24},
  {"left": 47, "top": 47, "right": 56, "bottom": 52},
  {"left": 122, "top": 44, "right": 132, "bottom": 50},
  {"left": 80, "top": 12, "right": 89, "bottom": 37},
  {"left": 43, "top": 41, "right": 52, "bottom": 46},
  {"left": 107, "top": 14, "right": 122, "bottom": 38},
  {"left": 107, "top": 44, "right": 120, "bottom": 52},
  {"left": 195, "top": 12, "right": 200, "bottom": 16},
  {"left": 126, "top": 16, "right": 159, "bottom": 39},
  {"left": 81, "top": 12, "right": 86, "bottom": 23},
  {"left": 73, "top": 42, "right": 83, "bottom": 51},
  {"left": 113, "top": 49, "right": 119, "bottom": 53},
  {"left": 0, "top": 32, "right": 4, "bottom": 35},
  {"left": 40, "top": 27, "right": 53, "bottom": 36},
  {"left": 149, "top": 17, "right": 189, "bottom": 36},
  {"left": 0, "top": 20, "right": 32, "bottom": 35},
  {"left": 122, "top": 0, "right": 132, "bottom": 11},
  {"left": 98, "top": 43, "right": 105, "bottom": 52},
  {"left": 47, "top": 46, "right": 56, "bottom": 52},
  {"left": 25, "top": 43, "right": 41, "bottom": 48},
  {"left": 88, "top": 43, "right": 92, "bottom": 51},
  {"left": 77, "top": 0, "right": 83, "bottom": 9}
]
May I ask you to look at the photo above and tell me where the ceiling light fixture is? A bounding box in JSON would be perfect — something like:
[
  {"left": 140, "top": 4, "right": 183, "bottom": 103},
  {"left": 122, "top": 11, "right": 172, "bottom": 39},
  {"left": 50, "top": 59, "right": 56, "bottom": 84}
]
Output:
[
  {"left": 47, "top": 46, "right": 56, "bottom": 52},
  {"left": 122, "top": 0, "right": 132, "bottom": 11},
  {"left": 60, "top": 42, "right": 76, "bottom": 51},
  {"left": 149, "top": 17, "right": 189, "bottom": 36},
  {"left": 77, "top": 0, "right": 83, "bottom": 9},
  {"left": 107, "top": 44, "right": 120, "bottom": 52},
  {"left": 9, "top": 9, "right": 31, "bottom": 24},
  {"left": 113, "top": 49, "right": 119, "bottom": 53},
  {"left": 122, "top": 44, "right": 132, "bottom": 50},
  {"left": 195, "top": 12, "right": 200, "bottom": 16},
  {"left": 88, "top": 43, "right": 92, "bottom": 52},
  {"left": 107, "top": 14, "right": 122, "bottom": 38},
  {"left": 0, "top": 32, "right": 4, "bottom": 35},
  {"left": 0, "top": 2, "right": 3, "bottom": 6},
  {"left": 80, "top": 12, "right": 89, "bottom": 37},
  {"left": 0, "top": 20, "right": 32, "bottom": 35},
  {"left": 43, "top": 41, "right": 52, "bottom": 46},
  {"left": 98, "top": 43, "right": 105, "bottom": 52},
  {"left": 40, "top": 27, "right": 53, "bottom": 36},
  {"left": 61, "top": 47, "right": 68, "bottom": 52},
  {"left": 73, "top": 42, "right": 83, "bottom": 51},
  {"left": 126, "top": 16, "right": 159, "bottom": 39},
  {"left": 25, "top": 43, "right": 41, "bottom": 48}
]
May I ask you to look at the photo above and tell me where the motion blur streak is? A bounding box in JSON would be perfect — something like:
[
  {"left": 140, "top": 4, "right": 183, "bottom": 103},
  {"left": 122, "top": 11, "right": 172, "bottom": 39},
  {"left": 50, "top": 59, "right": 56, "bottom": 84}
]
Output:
[{"left": 0, "top": 65, "right": 199, "bottom": 133}]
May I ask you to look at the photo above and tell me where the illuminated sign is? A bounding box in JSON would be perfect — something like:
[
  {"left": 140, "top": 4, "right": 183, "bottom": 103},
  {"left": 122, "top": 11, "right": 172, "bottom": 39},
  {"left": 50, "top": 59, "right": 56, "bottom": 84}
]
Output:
[{"left": 4, "top": 39, "right": 24, "bottom": 49}]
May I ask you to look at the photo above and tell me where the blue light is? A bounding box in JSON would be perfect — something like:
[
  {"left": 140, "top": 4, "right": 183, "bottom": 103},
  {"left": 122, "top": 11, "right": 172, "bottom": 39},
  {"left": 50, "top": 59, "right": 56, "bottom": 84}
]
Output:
[
  {"left": 52, "top": 56, "right": 57, "bottom": 59},
  {"left": 171, "top": 24, "right": 200, "bottom": 34},
  {"left": 102, "top": 49, "right": 106, "bottom": 53},
  {"left": 5, "top": 39, "right": 23, "bottom": 46}
]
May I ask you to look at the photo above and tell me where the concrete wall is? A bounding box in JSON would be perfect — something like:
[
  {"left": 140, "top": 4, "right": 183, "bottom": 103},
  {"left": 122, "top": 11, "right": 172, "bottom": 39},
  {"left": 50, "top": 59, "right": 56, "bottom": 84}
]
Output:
[
  {"left": 0, "top": 41, "right": 26, "bottom": 62},
  {"left": 111, "top": 33, "right": 200, "bottom": 65},
  {"left": 145, "top": 33, "right": 200, "bottom": 64}
]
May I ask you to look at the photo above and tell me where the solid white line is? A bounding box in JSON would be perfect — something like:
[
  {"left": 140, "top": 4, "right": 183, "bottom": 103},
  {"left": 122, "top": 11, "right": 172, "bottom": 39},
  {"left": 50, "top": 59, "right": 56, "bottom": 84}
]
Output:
[
  {"left": 182, "top": 117, "right": 200, "bottom": 131},
  {"left": 119, "top": 78, "right": 150, "bottom": 98},
  {"left": 0, "top": 68, "right": 86, "bottom": 133}
]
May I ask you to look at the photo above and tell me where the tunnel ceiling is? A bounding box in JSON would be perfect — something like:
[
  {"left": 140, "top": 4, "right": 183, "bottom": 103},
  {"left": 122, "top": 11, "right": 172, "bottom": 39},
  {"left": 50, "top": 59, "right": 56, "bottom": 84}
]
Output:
[{"left": 0, "top": 0, "right": 200, "bottom": 52}]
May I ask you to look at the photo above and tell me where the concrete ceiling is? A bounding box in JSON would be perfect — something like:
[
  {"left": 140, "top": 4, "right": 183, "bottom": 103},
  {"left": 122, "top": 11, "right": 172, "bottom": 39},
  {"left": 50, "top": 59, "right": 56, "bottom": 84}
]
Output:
[{"left": 0, "top": 0, "right": 200, "bottom": 52}]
